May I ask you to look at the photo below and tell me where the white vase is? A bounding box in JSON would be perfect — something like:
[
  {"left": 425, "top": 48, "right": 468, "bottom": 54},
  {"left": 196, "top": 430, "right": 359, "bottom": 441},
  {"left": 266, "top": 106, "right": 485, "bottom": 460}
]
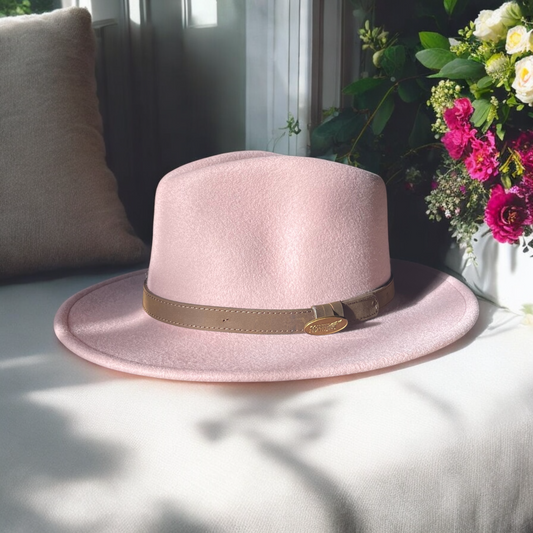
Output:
[{"left": 444, "top": 224, "right": 533, "bottom": 315}]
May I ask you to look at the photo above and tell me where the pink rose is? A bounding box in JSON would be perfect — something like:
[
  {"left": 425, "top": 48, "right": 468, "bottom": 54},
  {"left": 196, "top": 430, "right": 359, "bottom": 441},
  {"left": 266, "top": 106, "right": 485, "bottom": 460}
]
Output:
[
  {"left": 442, "top": 127, "right": 475, "bottom": 160},
  {"left": 464, "top": 131, "right": 499, "bottom": 182},
  {"left": 485, "top": 185, "right": 532, "bottom": 244},
  {"left": 443, "top": 98, "right": 474, "bottom": 130}
]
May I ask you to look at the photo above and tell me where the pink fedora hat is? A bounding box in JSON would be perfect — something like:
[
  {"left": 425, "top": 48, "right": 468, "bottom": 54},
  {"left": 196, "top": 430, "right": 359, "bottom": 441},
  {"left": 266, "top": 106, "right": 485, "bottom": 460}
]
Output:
[{"left": 54, "top": 151, "right": 478, "bottom": 382}]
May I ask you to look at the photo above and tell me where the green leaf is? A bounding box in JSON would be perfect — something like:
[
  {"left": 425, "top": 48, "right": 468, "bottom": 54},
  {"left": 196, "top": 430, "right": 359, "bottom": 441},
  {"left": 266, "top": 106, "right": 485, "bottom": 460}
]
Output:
[
  {"left": 310, "top": 110, "right": 363, "bottom": 155},
  {"left": 444, "top": 0, "right": 459, "bottom": 15},
  {"left": 353, "top": 79, "right": 393, "bottom": 112},
  {"left": 310, "top": 116, "right": 344, "bottom": 155},
  {"left": 372, "top": 93, "right": 395, "bottom": 135},
  {"left": 409, "top": 107, "right": 432, "bottom": 148},
  {"left": 398, "top": 79, "right": 422, "bottom": 103},
  {"left": 416, "top": 48, "right": 455, "bottom": 70},
  {"left": 476, "top": 76, "right": 494, "bottom": 90},
  {"left": 499, "top": 104, "right": 510, "bottom": 125},
  {"left": 516, "top": 0, "right": 533, "bottom": 17},
  {"left": 380, "top": 45, "right": 406, "bottom": 77},
  {"left": 471, "top": 99, "right": 492, "bottom": 127},
  {"left": 428, "top": 58, "right": 486, "bottom": 80},
  {"left": 419, "top": 32, "right": 450, "bottom": 50},
  {"left": 336, "top": 114, "right": 366, "bottom": 143},
  {"left": 501, "top": 175, "right": 512, "bottom": 189},
  {"left": 343, "top": 77, "right": 384, "bottom": 96},
  {"left": 496, "top": 123, "right": 505, "bottom": 141}
]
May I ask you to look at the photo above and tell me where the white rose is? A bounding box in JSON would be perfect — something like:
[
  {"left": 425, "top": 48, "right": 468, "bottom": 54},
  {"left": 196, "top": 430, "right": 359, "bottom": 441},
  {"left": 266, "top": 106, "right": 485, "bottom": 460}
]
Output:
[
  {"left": 512, "top": 56, "right": 533, "bottom": 105},
  {"left": 473, "top": 10, "right": 506, "bottom": 42},
  {"left": 496, "top": 1, "right": 523, "bottom": 27},
  {"left": 506, "top": 26, "right": 531, "bottom": 54}
]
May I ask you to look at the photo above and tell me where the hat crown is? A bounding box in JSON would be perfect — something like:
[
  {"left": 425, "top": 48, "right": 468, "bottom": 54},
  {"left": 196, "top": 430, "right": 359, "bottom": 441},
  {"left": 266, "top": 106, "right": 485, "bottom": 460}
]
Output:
[{"left": 147, "top": 152, "right": 391, "bottom": 309}]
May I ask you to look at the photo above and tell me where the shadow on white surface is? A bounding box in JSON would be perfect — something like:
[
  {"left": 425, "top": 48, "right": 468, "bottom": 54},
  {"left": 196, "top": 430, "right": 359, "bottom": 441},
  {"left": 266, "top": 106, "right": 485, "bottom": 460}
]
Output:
[
  {"left": 198, "top": 396, "right": 364, "bottom": 531},
  {"left": 1, "top": 268, "right": 531, "bottom": 532},
  {"left": 0, "top": 271, "right": 126, "bottom": 532}
]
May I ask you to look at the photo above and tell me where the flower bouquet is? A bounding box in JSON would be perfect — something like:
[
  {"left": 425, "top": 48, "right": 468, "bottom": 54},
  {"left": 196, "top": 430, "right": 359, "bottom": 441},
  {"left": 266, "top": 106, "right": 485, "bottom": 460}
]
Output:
[{"left": 415, "top": 0, "right": 533, "bottom": 253}]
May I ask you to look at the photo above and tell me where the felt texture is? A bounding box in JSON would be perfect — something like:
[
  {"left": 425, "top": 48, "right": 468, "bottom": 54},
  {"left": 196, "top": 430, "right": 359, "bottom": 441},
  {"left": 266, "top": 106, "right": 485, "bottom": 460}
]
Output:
[
  {"left": 0, "top": 8, "right": 146, "bottom": 279},
  {"left": 149, "top": 152, "right": 390, "bottom": 308},
  {"left": 54, "top": 152, "right": 479, "bottom": 382},
  {"left": 54, "top": 261, "right": 478, "bottom": 381}
]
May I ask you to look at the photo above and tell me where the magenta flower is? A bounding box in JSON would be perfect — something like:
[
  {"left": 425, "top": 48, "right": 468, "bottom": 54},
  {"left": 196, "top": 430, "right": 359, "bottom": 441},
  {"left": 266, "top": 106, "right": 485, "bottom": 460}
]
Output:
[
  {"left": 442, "top": 127, "right": 475, "bottom": 160},
  {"left": 510, "top": 174, "right": 533, "bottom": 198},
  {"left": 443, "top": 98, "right": 473, "bottom": 130},
  {"left": 510, "top": 174, "right": 533, "bottom": 216},
  {"left": 464, "top": 131, "right": 499, "bottom": 182},
  {"left": 485, "top": 185, "right": 532, "bottom": 243}
]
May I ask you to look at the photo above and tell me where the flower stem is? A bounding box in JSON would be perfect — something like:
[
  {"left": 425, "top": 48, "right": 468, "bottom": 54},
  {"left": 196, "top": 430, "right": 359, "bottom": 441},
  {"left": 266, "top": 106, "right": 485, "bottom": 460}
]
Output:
[
  {"left": 346, "top": 82, "right": 397, "bottom": 159},
  {"left": 385, "top": 143, "right": 444, "bottom": 185}
]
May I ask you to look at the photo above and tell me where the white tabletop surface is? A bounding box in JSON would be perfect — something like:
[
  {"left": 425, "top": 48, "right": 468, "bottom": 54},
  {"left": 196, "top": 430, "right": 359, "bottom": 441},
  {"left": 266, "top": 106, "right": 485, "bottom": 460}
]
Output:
[{"left": 1, "top": 268, "right": 532, "bottom": 532}]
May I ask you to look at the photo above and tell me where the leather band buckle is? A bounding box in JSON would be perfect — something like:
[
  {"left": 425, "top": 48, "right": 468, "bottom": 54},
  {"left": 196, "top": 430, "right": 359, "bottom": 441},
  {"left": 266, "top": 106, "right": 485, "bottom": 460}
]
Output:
[{"left": 304, "top": 302, "right": 348, "bottom": 336}]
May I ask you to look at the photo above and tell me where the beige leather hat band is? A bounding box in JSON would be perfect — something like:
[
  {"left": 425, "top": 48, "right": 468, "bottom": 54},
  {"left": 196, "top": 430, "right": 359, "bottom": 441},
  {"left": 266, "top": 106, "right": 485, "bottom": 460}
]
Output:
[{"left": 142, "top": 278, "right": 395, "bottom": 336}]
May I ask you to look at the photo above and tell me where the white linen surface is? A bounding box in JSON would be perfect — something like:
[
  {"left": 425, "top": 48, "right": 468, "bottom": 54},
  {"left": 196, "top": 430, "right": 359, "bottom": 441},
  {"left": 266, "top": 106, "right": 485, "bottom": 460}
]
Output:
[{"left": 0, "top": 269, "right": 532, "bottom": 533}]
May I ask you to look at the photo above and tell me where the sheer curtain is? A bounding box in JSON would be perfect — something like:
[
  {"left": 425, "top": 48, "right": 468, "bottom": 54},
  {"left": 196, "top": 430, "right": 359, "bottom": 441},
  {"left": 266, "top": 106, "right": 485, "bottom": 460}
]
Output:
[{"left": 245, "top": 0, "right": 312, "bottom": 156}]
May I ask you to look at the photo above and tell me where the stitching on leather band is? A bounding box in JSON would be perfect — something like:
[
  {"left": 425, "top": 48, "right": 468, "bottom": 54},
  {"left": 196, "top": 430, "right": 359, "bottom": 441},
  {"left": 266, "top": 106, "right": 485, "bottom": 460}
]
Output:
[
  {"left": 142, "top": 278, "right": 394, "bottom": 334},
  {"left": 143, "top": 308, "right": 300, "bottom": 333},
  {"left": 144, "top": 290, "right": 311, "bottom": 316}
]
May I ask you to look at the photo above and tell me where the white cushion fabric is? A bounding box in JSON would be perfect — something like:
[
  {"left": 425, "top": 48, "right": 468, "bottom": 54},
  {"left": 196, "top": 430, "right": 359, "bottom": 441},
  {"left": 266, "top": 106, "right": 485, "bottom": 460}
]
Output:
[{"left": 0, "top": 271, "right": 532, "bottom": 532}]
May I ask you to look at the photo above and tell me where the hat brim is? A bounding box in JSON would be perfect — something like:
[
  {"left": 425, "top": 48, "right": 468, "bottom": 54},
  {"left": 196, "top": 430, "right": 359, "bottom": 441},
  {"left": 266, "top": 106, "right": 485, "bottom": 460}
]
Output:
[{"left": 54, "top": 260, "right": 478, "bottom": 382}]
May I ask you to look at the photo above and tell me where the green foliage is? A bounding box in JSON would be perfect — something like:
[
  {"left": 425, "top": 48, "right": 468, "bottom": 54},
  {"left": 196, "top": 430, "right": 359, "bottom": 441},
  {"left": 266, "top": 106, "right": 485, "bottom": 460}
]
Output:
[
  {"left": 419, "top": 32, "right": 450, "bottom": 50},
  {"left": 516, "top": 0, "right": 533, "bottom": 17},
  {"left": 309, "top": 0, "right": 528, "bottom": 215},
  {"left": 343, "top": 77, "right": 384, "bottom": 96},
  {"left": 30, "top": 0, "right": 57, "bottom": 14},
  {"left": 281, "top": 113, "right": 301, "bottom": 137},
  {"left": 371, "top": 92, "right": 395, "bottom": 135},
  {"left": 416, "top": 48, "right": 456, "bottom": 70},
  {"left": 309, "top": 0, "right": 451, "bottom": 182},
  {"left": 471, "top": 98, "right": 492, "bottom": 127},
  {"left": 380, "top": 45, "right": 406, "bottom": 77},
  {"left": 476, "top": 76, "right": 494, "bottom": 90},
  {"left": 415, "top": 0, "right": 533, "bottom": 251},
  {"left": 308, "top": 0, "right": 533, "bottom": 259},
  {"left": 398, "top": 79, "right": 423, "bottom": 102},
  {"left": 425, "top": 154, "right": 489, "bottom": 250},
  {"left": 409, "top": 106, "right": 432, "bottom": 148},
  {"left": 0, "top": 0, "right": 56, "bottom": 16},
  {"left": 443, "top": 0, "right": 459, "bottom": 15},
  {"left": 0, "top": 0, "right": 31, "bottom": 16},
  {"left": 427, "top": 58, "right": 486, "bottom": 79}
]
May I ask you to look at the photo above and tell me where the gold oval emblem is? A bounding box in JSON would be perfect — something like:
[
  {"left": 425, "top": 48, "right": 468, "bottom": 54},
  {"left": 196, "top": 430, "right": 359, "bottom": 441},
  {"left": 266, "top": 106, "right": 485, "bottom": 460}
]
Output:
[{"left": 304, "top": 317, "right": 348, "bottom": 336}]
